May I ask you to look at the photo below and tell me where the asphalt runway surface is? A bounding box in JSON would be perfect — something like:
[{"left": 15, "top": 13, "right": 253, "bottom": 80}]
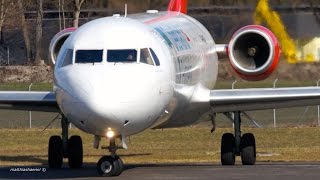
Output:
[{"left": 1, "top": 162, "right": 320, "bottom": 180}]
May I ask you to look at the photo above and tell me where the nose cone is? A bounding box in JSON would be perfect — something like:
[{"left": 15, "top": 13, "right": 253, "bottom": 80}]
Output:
[
  {"left": 59, "top": 64, "right": 171, "bottom": 136},
  {"left": 87, "top": 67, "right": 155, "bottom": 122}
]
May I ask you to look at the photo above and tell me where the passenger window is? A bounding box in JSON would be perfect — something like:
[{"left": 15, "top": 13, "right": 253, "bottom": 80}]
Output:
[
  {"left": 140, "top": 48, "right": 154, "bottom": 65},
  {"left": 75, "top": 50, "right": 103, "bottom": 63},
  {"left": 150, "top": 48, "right": 160, "bottom": 66},
  {"left": 61, "top": 49, "right": 73, "bottom": 67},
  {"left": 107, "top": 49, "right": 137, "bottom": 63}
]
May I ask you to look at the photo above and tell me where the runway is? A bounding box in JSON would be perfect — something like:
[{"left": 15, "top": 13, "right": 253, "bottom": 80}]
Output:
[{"left": 1, "top": 162, "right": 320, "bottom": 179}]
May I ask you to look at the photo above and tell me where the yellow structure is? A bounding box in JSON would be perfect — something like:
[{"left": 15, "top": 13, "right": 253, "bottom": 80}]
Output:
[
  {"left": 297, "top": 38, "right": 320, "bottom": 62},
  {"left": 254, "top": 0, "right": 298, "bottom": 63}
]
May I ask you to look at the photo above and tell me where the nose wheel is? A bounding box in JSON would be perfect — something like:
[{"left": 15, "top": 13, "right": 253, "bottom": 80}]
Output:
[
  {"left": 96, "top": 136, "right": 124, "bottom": 176},
  {"left": 220, "top": 112, "right": 256, "bottom": 165},
  {"left": 97, "top": 156, "right": 124, "bottom": 176}
]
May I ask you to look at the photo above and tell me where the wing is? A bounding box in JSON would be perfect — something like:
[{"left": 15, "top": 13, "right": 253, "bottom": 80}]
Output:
[
  {"left": 0, "top": 91, "right": 59, "bottom": 112},
  {"left": 210, "top": 87, "right": 320, "bottom": 113}
]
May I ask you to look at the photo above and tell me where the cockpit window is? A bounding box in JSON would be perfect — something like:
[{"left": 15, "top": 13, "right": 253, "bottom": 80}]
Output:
[
  {"left": 107, "top": 49, "right": 137, "bottom": 63},
  {"left": 140, "top": 48, "right": 154, "bottom": 65},
  {"left": 75, "top": 50, "right": 103, "bottom": 63},
  {"left": 61, "top": 49, "right": 73, "bottom": 67},
  {"left": 150, "top": 48, "right": 160, "bottom": 66}
]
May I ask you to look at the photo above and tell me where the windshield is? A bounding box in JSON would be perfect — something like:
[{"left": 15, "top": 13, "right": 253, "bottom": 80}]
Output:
[
  {"left": 140, "top": 48, "right": 154, "bottom": 65},
  {"left": 61, "top": 49, "right": 73, "bottom": 67},
  {"left": 107, "top": 49, "right": 137, "bottom": 63},
  {"left": 75, "top": 50, "right": 103, "bottom": 63}
]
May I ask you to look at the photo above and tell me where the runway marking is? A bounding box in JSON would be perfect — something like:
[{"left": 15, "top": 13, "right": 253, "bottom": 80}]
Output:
[{"left": 257, "top": 152, "right": 281, "bottom": 157}]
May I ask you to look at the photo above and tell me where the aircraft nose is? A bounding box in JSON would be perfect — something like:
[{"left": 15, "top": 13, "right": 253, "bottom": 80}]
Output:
[{"left": 76, "top": 65, "right": 167, "bottom": 135}]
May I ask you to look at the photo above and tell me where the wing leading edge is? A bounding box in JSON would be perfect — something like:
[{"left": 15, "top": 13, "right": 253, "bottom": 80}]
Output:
[
  {"left": 210, "top": 87, "right": 320, "bottom": 113},
  {"left": 0, "top": 91, "right": 59, "bottom": 112}
]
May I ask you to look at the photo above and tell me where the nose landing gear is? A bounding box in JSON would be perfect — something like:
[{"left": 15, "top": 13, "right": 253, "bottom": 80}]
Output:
[
  {"left": 96, "top": 135, "right": 124, "bottom": 176},
  {"left": 97, "top": 155, "right": 124, "bottom": 177}
]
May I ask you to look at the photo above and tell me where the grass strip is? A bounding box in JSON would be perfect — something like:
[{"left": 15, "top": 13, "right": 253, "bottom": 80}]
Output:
[{"left": 0, "top": 127, "right": 320, "bottom": 166}]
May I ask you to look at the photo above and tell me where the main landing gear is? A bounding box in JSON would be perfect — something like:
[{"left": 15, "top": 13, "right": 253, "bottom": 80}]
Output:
[
  {"left": 96, "top": 135, "right": 124, "bottom": 176},
  {"left": 48, "top": 115, "right": 83, "bottom": 169},
  {"left": 220, "top": 111, "right": 256, "bottom": 165}
]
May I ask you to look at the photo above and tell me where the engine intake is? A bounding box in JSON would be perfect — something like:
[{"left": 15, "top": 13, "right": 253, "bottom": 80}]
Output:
[
  {"left": 228, "top": 25, "right": 280, "bottom": 81},
  {"left": 49, "top": 27, "right": 76, "bottom": 65}
]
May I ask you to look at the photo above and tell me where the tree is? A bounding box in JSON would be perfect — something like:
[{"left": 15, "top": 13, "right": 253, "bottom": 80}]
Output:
[
  {"left": 17, "top": 0, "right": 32, "bottom": 63},
  {"left": 61, "top": 0, "right": 66, "bottom": 29},
  {"left": 58, "top": 0, "right": 66, "bottom": 30},
  {"left": 73, "top": 0, "right": 85, "bottom": 27},
  {"left": 35, "top": 0, "right": 43, "bottom": 65},
  {"left": 0, "top": 0, "right": 12, "bottom": 44}
]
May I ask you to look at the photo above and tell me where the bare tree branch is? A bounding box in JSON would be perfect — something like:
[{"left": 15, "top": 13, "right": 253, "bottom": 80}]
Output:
[
  {"left": 35, "top": 0, "right": 43, "bottom": 65},
  {"left": 0, "top": 0, "right": 13, "bottom": 44},
  {"left": 17, "top": 0, "right": 32, "bottom": 63},
  {"left": 73, "top": 0, "right": 85, "bottom": 27},
  {"left": 62, "top": 0, "right": 66, "bottom": 29}
]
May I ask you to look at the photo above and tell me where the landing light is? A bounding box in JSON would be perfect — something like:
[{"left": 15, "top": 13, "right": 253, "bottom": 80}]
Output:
[{"left": 106, "top": 128, "right": 115, "bottom": 138}]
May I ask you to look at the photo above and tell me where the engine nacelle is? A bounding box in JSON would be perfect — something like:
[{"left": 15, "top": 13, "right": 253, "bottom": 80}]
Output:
[
  {"left": 228, "top": 25, "right": 281, "bottom": 81},
  {"left": 49, "top": 27, "right": 76, "bottom": 65}
]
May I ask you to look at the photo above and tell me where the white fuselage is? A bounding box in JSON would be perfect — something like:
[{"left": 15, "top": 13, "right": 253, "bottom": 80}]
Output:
[{"left": 54, "top": 11, "right": 218, "bottom": 137}]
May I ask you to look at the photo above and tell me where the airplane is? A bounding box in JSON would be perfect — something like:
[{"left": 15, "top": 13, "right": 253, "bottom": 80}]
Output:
[{"left": 1, "top": 0, "right": 320, "bottom": 177}]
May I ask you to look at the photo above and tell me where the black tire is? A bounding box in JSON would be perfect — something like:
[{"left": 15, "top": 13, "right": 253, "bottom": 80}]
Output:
[
  {"left": 48, "top": 136, "right": 63, "bottom": 168},
  {"left": 113, "top": 156, "right": 124, "bottom": 176},
  {"left": 240, "top": 133, "right": 256, "bottom": 165},
  {"left": 221, "top": 133, "right": 236, "bottom": 165},
  {"left": 118, "top": 157, "right": 124, "bottom": 171},
  {"left": 68, "top": 135, "right": 83, "bottom": 168},
  {"left": 97, "top": 156, "right": 121, "bottom": 177}
]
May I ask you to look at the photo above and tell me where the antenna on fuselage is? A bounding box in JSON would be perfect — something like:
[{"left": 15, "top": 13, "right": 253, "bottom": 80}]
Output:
[{"left": 124, "top": 4, "right": 127, "bottom": 17}]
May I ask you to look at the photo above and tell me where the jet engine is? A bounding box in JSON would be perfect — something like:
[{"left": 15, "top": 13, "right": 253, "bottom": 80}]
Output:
[
  {"left": 228, "top": 25, "right": 281, "bottom": 81},
  {"left": 49, "top": 27, "right": 76, "bottom": 65}
]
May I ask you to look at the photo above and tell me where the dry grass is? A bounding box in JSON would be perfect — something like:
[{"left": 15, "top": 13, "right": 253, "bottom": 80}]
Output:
[{"left": 1, "top": 127, "right": 320, "bottom": 167}]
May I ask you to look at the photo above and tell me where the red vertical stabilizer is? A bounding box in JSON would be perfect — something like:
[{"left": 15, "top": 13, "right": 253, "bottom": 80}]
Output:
[{"left": 167, "top": 0, "right": 188, "bottom": 14}]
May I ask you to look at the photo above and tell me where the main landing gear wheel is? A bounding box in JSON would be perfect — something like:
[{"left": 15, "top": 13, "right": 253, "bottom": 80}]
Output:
[
  {"left": 97, "top": 156, "right": 124, "bottom": 177},
  {"left": 48, "top": 115, "right": 83, "bottom": 169},
  {"left": 221, "top": 133, "right": 236, "bottom": 165},
  {"left": 48, "top": 136, "right": 63, "bottom": 168},
  {"left": 68, "top": 135, "right": 83, "bottom": 168},
  {"left": 220, "top": 112, "right": 257, "bottom": 166},
  {"left": 240, "top": 133, "right": 256, "bottom": 165}
]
